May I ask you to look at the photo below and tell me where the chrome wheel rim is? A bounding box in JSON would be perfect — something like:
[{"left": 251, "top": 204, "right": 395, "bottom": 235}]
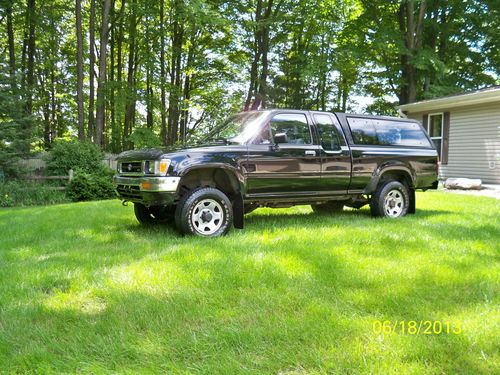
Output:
[
  {"left": 384, "top": 189, "right": 405, "bottom": 217},
  {"left": 191, "top": 199, "right": 224, "bottom": 235}
]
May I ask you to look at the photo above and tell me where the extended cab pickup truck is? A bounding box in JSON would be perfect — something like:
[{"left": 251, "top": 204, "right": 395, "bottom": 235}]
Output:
[{"left": 114, "top": 110, "right": 438, "bottom": 237}]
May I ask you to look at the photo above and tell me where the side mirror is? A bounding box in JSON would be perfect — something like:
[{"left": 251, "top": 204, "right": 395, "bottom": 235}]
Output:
[{"left": 274, "top": 132, "right": 288, "bottom": 144}]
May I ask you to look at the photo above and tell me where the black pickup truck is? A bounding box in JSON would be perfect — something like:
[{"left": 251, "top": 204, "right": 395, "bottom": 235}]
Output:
[{"left": 114, "top": 110, "right": 438, "bottom": 237}]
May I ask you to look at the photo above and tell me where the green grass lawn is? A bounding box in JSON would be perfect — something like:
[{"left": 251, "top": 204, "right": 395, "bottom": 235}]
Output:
[{"left": 0, "top": 192, "right": 498, "bottom": 374}]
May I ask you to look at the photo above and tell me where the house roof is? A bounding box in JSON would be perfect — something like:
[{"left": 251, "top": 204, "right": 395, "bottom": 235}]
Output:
[{"left": 398, "top": 86, "right": 500, "bottom": 113}]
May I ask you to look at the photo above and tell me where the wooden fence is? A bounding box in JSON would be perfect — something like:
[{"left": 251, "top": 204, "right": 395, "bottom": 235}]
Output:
[{"left": 21, "top": 170, "right": 74, "bottom": 191}]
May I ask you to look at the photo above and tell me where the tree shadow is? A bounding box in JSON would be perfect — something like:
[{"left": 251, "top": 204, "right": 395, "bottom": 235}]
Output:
[{"left": 0, "top": 201, "right": 497, "bottom": 373}]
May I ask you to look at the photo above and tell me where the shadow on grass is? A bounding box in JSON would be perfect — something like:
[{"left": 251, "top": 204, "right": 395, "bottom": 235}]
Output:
[
  {"left": 0, "top": 200, "right": 497, "bottom": 373},
  {"left": 2, "top": 242, "right": 495, "bottom": 373}
]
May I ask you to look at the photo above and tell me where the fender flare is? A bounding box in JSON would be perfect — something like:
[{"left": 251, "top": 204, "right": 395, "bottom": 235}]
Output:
[
  {"left": 178, "top": 163, "right": 246, "bottom": 195},
  {"left": 363, "top": 165, "right": 416, "bottom": 194},
  {"left": 177, "top": 163, "right": 246, "bottom": 229}
]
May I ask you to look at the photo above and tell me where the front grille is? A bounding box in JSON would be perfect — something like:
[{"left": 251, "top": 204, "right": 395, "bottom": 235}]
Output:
[
  {"left": 119, "top": 161, "right": 143, "bottom": 174},
  {"left": 116, "top": 184, "right": 142, "bottom": 200}
]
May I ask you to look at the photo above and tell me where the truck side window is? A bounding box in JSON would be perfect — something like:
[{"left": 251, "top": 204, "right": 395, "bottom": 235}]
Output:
[
  {"left": 376, "top": 121, "right": 431, "bottom": 147},
  {"left": 314, "top": 114, "right": 342, "bottom": 151},
  {"left": 348, "top": 117, "right": 432, "bottom": 147},
  {"left": 348, "top": 118, "right": 378, "bottom": 145},
  {"left": 270, "top": 113, "right": 312, "bottom": 144}
]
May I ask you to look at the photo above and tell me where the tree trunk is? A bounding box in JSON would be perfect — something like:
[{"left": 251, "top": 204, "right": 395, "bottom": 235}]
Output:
[
  {"left": 25, "top": 0, "right": 36, "bottom": 115},
  {"left": 146, "top": 65, "right": 153, "bottom": 129},
  {"left": 398, "top": 0, "right": 427, "bottom": 104},
  {"left": 180, "top": 37, "right": 196, "bottom": 142},
  {"left": 95, "top": 0, "right": 111, "bottom": 146},
  {"left": 245, "top": 0, "right": 263, "bottom": 111},
  {"left": 115, "top": 0, "right": 126, "bottom": 151},
  {"left": 6, "top": 0, "right": 16, "bottom": 91},
  {"left": 123, "top": 0, "right": 137, "bottom": 149},
  {"left": 244, "top": 44, "right": 260, "bottom": 111},
  {"left": 160, "top": 0, "right": 167, "bottom": 145},
  {"left": 88, "top": 0, "right": 96, "bottom": 141},
  {"left": 167, "top": 1, "right": 184, "bottom": 145},
  {"left": 76, "top": 0, "right": 85, "bottom": 140},
  {"left": 257, "top": 0, "right": 273, "bottom": 109},
  {"left": 20, "top": 0, "right": 36, "bottom": 154}
]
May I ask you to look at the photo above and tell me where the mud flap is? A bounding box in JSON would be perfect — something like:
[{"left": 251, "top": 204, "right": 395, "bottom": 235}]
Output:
[
  {"left": 233, "top": 193, "right": 244, "bottom": 229},
  {"left": 409, "top": 188, "right": 416, "bottom": 214}
]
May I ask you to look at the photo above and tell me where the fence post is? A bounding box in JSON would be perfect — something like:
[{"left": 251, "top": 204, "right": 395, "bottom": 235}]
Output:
[{"left": 68, "top": 169, "right": 74, "bottom": 182}]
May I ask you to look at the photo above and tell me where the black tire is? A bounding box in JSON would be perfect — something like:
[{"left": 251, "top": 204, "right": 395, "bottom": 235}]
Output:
[
  {"left": 311, "top": 201, "right": 345, "bottom": 214},
  {"left": 370, "top": 180, "right": 410, "bottom": 218},
  {"left": 175, "top": 187, "right": 233, "bottom": 237},
  {"left": 134, "top": 203, "right": 175, "bottom": 225}
]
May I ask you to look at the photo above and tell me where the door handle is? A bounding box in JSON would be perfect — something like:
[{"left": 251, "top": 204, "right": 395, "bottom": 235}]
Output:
[{"left": 304, "top": 150, "right": 316, "bottom": 156}]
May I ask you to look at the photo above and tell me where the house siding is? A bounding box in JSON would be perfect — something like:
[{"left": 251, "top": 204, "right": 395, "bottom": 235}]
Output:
[{"left": 406, "top": 102, "right": 500, "bottom": 184}]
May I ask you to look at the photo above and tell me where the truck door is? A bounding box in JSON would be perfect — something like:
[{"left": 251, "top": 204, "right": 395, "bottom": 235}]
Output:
[
  {"left": 312, "top": 113, "right": 351, "bottom": 194},
  {"left": 245, "top": 112, "right": 321, "bottom": 195}
]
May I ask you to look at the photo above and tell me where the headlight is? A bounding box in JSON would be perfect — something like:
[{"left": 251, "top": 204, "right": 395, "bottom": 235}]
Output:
[{"left": 144, "top": 159, "right": 171, "bottom": 176}]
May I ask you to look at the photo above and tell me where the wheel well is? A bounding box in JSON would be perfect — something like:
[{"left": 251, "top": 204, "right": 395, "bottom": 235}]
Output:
[
  {"left": 379, "top": 170, "right": 414, "bottom": 189},
  {"left": 178, "top": 168, "right": 240, "bottom": 198}
]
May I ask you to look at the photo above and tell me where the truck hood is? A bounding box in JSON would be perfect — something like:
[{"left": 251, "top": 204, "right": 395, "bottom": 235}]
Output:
[{"left": 117, "top": 143, "right": 243, "bottom": 161}]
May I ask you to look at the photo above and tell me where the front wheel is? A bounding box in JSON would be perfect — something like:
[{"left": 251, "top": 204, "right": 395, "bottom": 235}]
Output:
[
  {"left": 370, "top": 180, "right": 410, "bottom": 218},
  {"left": 175, "top": 187, "right": 233, "bottom": 237}
]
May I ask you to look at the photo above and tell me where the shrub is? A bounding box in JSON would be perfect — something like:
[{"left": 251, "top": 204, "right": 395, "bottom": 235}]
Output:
[
  {"left": 0, "top": 180, "right": 70, "bottom": 207},
  {"left": 66, "top": 171, "right": 116, "bottom": 202},
  {"left": 45, "top": 140, "right": 106, "bottom": 176}
]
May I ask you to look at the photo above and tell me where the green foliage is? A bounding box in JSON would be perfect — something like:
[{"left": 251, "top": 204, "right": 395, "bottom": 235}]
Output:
[
  {"left": 127, "top": 127, "right": 161, "bottom": 149},
  {"left": 355, "top": 0, "right": 499, "bottom": 103},
  {"left": 2, "top": 0, "right": 499, "bottom": 156},
  {"left": 365, "top": 98, "right": 399, "bottom": 116},
  {"left": 0, "top": 180, "right": 69, "bottom": 207},
  {"left": 66, "top": 171, "right": 116, "bottom": 202},
  {"left": 45, "top": 140, "right": 106, "bottom": 175}
]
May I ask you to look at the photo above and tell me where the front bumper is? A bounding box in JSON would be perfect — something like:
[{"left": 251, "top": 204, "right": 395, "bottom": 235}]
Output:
[{"left": 113, "top": 176, "right": 181, "bottom": 206}]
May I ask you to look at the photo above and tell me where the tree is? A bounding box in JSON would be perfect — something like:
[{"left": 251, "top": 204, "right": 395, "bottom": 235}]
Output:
[
  {"left": 0, "top": 0, "right": 497, "bottom": 156},
  {"left": 75, "top": 0, "right": 85, "bottom": 140},
  {"left": 95, "top": 0, "right": 111, "bottom": 146},
  {"left": 88, "top": 0, "right": 96, "bottom": 141}
]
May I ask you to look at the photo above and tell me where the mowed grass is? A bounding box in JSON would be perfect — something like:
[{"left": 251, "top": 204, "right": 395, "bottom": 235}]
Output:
[{"left": 0, "top": 192, "right": 498, "bottom": 374}]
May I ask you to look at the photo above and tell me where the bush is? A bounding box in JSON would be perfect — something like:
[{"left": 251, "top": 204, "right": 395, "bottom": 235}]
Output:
[
  {"left": 66, "top": 171, "right": 116, "bottom": 202},
  {"left": 0, "top": 180, "right": 70, "bottom": 207},
  {"left": 45, "top": 140, "right": 106, "bottom": 175}
]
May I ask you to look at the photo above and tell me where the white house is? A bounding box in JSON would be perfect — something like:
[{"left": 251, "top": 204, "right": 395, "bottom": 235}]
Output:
[{"left": 398, "top": 86, "right": 500, "bottom": 184}]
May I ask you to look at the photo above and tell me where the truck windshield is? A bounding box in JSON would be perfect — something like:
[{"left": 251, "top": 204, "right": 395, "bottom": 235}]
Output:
[{"left": 202, "top": 112, "right": 268, "bottom": 144}]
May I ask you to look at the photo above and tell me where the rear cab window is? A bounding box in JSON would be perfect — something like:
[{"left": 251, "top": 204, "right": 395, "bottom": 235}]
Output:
[
  {"left": 347, "top": 117, "right": 432, "bottom": 147},
  {"left": 313, "top": 114, "right": 346, "bottom": 151}
]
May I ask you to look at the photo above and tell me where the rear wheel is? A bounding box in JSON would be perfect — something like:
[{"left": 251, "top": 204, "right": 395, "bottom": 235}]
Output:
[
  {"left": 134, "top": 203, "right": 175, "bottom": 225},
  {"left": 370, "top": 180, "right": 409, "bottom": 218},
  {"left": 175, "top": 187, "right": 233, "bottom": 237},
  {"left": 311, "top": 201, "right": 345, "bottom": 214}
]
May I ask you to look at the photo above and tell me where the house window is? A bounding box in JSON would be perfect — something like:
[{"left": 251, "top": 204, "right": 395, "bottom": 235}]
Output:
[{"left": 428, "top": 113, "right": 443, "bottom": 158}]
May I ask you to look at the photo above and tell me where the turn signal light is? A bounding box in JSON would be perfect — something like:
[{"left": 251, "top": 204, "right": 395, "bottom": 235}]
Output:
[
  {"left": 141, "top": 182, "right": 152, "bottom": 190},
  {"left": 159, "top": 160, "right": 170, "bottom": 174}
]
